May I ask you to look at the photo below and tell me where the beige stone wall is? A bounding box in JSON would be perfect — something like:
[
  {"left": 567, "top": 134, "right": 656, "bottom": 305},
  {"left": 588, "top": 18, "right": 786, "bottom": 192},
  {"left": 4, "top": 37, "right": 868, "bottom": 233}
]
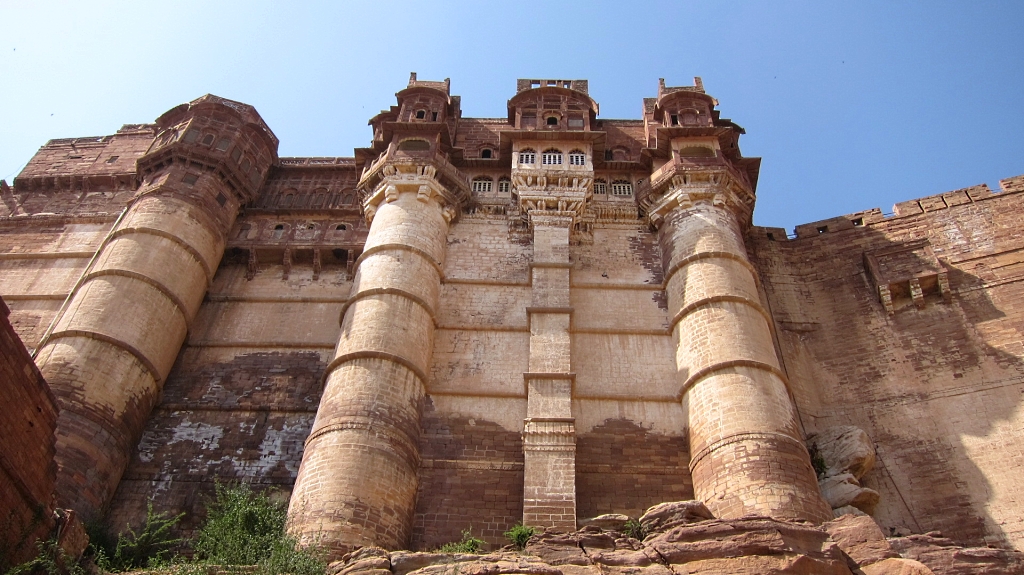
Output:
[{"left": 750, "top": 181, "right": 1024, "bottom": 548}]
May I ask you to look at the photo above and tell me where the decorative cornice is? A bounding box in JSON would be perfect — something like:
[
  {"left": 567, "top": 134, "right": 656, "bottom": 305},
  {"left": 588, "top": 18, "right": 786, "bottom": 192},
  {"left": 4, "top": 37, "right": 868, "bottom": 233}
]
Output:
[
  {"left": 361, "top": 162, "right": 466, "bottom": 226},
  {"left": 644, "top": 168, "right": 756, "bottom": 230}
]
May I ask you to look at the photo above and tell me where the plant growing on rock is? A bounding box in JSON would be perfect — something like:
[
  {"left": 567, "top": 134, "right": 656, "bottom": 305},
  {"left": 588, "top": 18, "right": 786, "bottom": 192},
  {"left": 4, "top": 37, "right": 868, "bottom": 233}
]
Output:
[
  {"left": 503, "top": 524, "right": 535, "bottom": 550},
  {"left": 437, "top": 529, "right": 485, "bottom": 554}
]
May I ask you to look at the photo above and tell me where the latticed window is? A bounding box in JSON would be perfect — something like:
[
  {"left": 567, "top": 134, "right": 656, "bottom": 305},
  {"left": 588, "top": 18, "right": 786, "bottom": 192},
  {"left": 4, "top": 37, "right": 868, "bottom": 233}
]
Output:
[
  {"left": 568, "top": 150, "right": 586, "bottom": 166},
  {"left": 594, "top": 180, "right": 607, "bottom": 194},
  {"left": 472, "top": 177, "right": 493, "bottom": 193},
  {"left": 519, "top": 149, "right": 536, "bottom": 164},
  {"left": 498, "top": 177, "right": 511, "bottom": 194},
  {"left": 611, "top": 180, "right": 633, "bottom": 196},
  {"left": 542, "top": 149, "right": 563, "bottom": 165}
]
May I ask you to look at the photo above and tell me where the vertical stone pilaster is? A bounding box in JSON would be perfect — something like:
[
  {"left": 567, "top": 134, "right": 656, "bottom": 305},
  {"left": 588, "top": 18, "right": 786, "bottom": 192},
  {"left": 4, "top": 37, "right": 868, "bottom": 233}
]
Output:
[
  {"left": 522, "top": 212, "right": 576, "bottom": 531},
  {"left": 288, "top": 178, "right": 455, "bottom": 557},
  {"left": 651, "top": 181, "right": 831, "bottom": 524}
]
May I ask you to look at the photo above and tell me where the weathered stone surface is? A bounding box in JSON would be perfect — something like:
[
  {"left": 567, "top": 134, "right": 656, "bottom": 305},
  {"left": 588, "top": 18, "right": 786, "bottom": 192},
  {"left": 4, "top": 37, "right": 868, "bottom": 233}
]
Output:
[
  {"left": 823, "top": 514, "right": 899, "bottom": 568},
  {"left": 861, "top": 558, "right": 935, "bottom": 575},
  {"left": 643, "top": 517, "right": 852, "bottom": 573},
  {"left": 638, "top": 500, "right": 715, "bottom": 535},
  {"left": 579, "top": 514, "right": 629, "bottom": 532},
  {"left": 819, "top": 473, "right": 881, "bottom": 514},
  {"left": 809, "top": 426, "right": 877, "bottom": 480},
  {"left": 888, "top": 533, "right": 1024, "bottom": 575},
  {"left": 833, "top": 505, "right": 868, "bottom": 518},
  {"left": 523, "top": 531, "right": 592, "bottom": 565}
]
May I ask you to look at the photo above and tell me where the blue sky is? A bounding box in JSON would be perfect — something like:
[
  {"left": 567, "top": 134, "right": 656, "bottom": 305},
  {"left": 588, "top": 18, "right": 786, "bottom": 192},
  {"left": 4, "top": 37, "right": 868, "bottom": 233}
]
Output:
[{"left": 1, "top": 1, "right": 1021, "bottom": 232}]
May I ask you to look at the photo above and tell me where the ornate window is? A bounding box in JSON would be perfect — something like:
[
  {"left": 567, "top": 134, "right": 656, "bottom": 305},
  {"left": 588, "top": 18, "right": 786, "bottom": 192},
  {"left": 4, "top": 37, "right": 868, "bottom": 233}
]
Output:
[
  {"left": 398, "top": 139, "right": 430, "bottom": 152},
  {"left": 611, "top": 180, "right": 633, "bottom": 196},
  {"left": 498, "top": 177, "right": 511, "bottom": 194},
  {"left": 518, "top": 149, "right": 536, "bottom": 164},
  {"left": 594, "top": 179, "right": 607, "bottom": 195},
  {"left": 472, "top": 177, "right": 493, "bottom": 193},
  {"left": 542, "top": 149, "right": 563, "bottom": 165},
  {"left": 568, "top": 150, "right": 586, "bottom": 166}
]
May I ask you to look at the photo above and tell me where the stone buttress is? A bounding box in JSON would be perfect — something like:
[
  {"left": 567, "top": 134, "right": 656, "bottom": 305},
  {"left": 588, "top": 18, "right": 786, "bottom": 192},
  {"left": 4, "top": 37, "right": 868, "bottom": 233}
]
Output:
[
  {"left": 288, "top": 75, "right": 470, "bottom": 556},
  {"left": 33, "top": 95, "right": 278, "bottom": 521}
]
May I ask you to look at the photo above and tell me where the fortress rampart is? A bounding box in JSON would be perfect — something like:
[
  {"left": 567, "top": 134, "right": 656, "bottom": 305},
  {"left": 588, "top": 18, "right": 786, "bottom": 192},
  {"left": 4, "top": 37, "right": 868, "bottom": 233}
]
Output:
[{"left": 1, "top": 76, "right": 1022, "bottom": 559}]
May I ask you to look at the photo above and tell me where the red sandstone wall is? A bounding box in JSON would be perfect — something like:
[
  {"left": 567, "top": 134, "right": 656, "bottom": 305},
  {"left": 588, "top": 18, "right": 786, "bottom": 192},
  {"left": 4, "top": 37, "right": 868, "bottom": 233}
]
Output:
[
  {"left": 749, "top": 177, "right": 1024, "bottom": 549},
  {"left": 0, "top": 296, "right": 58, "bottom": 568}
]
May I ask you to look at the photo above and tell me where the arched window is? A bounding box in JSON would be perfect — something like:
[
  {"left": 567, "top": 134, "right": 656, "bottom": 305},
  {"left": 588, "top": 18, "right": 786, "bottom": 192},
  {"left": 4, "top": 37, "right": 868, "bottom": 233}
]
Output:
[
  {"left": 415, "top": 110, "right": 426, "bottom": 119},
  {"left": 611, "top": 148, "right": 629, "bottom": 161},
  {"left": 518, "top": 149, "right": 536, "bottom": 164},
  {"left": 472, "top": 177, "right": 493, "bottom": 193},
  {"left": 594, "top": 179, "right": 607, "bottom": 195},
  {"left": 542, "top": 149, "right": 563, "bottom": 165},
  {"left": 342, "top": 193, "right": 355, "bottom": 205},
  {"left": 398, "top": 139, "right": 430, "bottom": 152},
  {"left": 498, "top": 177, "right": 511, "bottom": 194},
  {"left": 335, "top": 224, "right": 348, "bottom": 231},
  {"left": 568, "top": 150, "right": 586, "bottom": 166},
  {"left": 201, "top": 133, "right": 215, "bottom": 146},
  {"left": 546, "top": 116, "right": 559, "bottom": 126},
  {"left": 281, "top": 193, "right": 294, "bottom": 207},
  {"left": 611, "top": 180, "right": 633, "bottom": 196},
  {"left": 480, "top": 148, "right": 493, "bottom": 159}
]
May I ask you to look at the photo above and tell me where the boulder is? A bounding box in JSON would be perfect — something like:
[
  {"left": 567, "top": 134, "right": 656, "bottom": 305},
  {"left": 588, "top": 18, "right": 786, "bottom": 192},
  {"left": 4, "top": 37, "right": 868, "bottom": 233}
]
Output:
[
  {"left": 833, "top": 505, "right": 868, "bottom": 518},
  {"left": 819, "top": 473, "right": 880, "bottom": 514},
  {"left": 808, "top": 426, "right": 877, "bottom": 479},
  {"left": 523, "top": 531, "right": 592, "bottom": 566},
  {"left": 333, "top": 547, "right": 391, "bottom": 575},
  {"left": 638, "top": 500, "right": 714, "bottom": 535},
  {"left": 861, "top": 558, "right": 936, "bottom": 575},
  {"left": 643, "top": 516, "right": 853, "bottom": 574},
  {"left": 822, "top": 514, "right": 899, "bottom": 568},
  {"left": 888, "top": 533, "right": 1024, "bottom": 575},
  {"left": 579, "top": 514, "right": 630, "bottom": 532}
]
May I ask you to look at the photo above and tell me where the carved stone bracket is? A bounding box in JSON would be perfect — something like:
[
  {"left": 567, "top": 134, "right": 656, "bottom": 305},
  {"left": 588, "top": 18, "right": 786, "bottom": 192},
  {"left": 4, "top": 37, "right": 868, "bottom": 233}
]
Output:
[
  {"left": 361, "top": 163, "right": 463, "bottom": 226},
  {"left": 645, "top": 169, "right": 755, "bottom": 230}
]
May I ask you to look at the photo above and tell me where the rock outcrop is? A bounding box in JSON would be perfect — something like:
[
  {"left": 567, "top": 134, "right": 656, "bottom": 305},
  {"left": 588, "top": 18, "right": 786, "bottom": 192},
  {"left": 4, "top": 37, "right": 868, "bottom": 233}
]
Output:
[
  {"left": 329, "top": 502, "right": 1024, "bottom": 575},
  {"left": 808, "top": 426, "right": 881, "bottom": 515},
  {"left": 888, "top": 532, "right": 1024, "bottom": 575}
]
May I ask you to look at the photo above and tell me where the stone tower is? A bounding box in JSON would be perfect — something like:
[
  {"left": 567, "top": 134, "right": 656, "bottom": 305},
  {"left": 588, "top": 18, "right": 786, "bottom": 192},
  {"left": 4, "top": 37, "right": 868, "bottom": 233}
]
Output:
[
  {"left": 33, "top": 95, "right": 278, "bottom": 520},
  {"left": 288, "top": 75, "right": 470, "bottom": 555},
  {"left": 640, "top": 80, "right": 831, "bottom": 522}
]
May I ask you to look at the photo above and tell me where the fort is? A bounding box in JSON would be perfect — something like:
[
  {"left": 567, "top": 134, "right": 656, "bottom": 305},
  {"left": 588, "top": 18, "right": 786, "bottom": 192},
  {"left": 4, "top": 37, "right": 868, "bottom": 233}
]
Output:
[{"left": 2, "top": 75, "right": 1023, "bottom": 572}]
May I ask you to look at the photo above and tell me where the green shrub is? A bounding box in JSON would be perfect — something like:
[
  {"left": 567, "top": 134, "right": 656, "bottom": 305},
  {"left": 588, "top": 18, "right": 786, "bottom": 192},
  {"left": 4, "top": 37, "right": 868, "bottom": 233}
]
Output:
[
  {"left": 623, "top": 519, "right": 645, "bottom": 541},
  {"left": 4, "top": 539, "right": 84, "bottom": 575},
  {"left": 195, "top": 483, "right": 286, "bottom": 565},
  {"left": 437, "top": 529, "right": 485, "bottom": 554},
  {"left": 194, "top": 483, "right": 324, "bottom": 575},
  {"left": 503, "top": 523, "right": 534, "bottom": 550},
  {"left": 809, "top": 443, "right": 828, "bottom": 478},
  {"left": 94, "top": 503, "right": 183, "bottom": 572}
]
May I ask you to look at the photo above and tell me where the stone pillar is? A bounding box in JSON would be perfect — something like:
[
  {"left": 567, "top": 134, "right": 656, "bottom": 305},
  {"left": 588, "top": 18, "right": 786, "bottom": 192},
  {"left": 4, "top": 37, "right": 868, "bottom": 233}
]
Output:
[
  {"left": 288, "top": 176, "right": 455, "bottom": 556},
  {"left": 523, "top": 213, "right": 576, "bottom": 531},
  {"left": 34, "top": 96, "right": 275, "bottom": 521},
  {"left": 654, "top": 185, "right": 831, "bottom": 523}
]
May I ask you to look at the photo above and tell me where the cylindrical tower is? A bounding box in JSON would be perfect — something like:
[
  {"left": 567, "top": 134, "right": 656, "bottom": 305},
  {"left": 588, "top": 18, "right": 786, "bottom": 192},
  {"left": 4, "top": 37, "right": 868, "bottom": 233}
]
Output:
[
  {"left": 654, "top": 187, "right": 830, "bottom": 522},
  {"left": 288, "top": 74, "right": 467, "bottom": 557},
  {"left": 288, "top": 173, "right": 461, "bottom": 556},
  {"left": 642, "top": 80, "right": 830, "bottom": 523},
  {"left": 35, "top": 95, "right": 277, "bottom": 521}
]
